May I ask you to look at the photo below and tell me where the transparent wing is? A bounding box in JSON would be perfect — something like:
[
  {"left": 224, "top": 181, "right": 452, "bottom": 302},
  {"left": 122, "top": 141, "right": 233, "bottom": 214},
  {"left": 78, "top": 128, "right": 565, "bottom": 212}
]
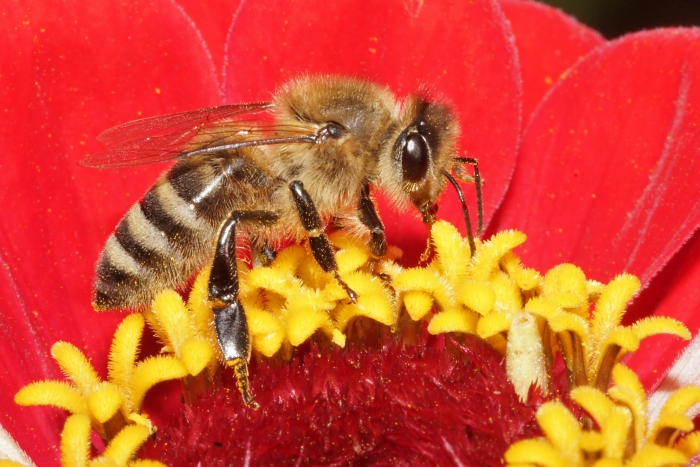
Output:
[
  {"left": 96, "top": 103, "right": 272, "bottom": 145},
  {"left": 81, "top": 103, "right": 316, "bottom": 168}
]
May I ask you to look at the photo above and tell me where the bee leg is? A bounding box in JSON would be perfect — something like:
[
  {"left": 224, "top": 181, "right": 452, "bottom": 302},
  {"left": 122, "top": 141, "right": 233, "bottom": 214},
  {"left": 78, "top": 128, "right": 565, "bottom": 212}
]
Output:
[
  {"left": 289, "top": 181, "right": 358, "bottom": 303},
  {"left": 443, "top": 171, "right": 476, "bottom": 257},
  {"left": 208, "top": 210, "right": 278, "bottom": 410},
  {"left": 455, "top": 157, "right": 483, "bottom": 236},
  {"left": 358, "top": 183, "right": 387, "bottom": 260}
]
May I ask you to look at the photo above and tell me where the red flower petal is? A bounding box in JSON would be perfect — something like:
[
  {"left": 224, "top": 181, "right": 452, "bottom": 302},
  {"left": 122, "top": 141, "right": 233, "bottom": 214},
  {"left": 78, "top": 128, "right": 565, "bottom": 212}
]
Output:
[
  {"left": 0, "top": 1, "right": 220, "bottom": 462},
  {"left": 223, "top": 0, "right": 521, "bottom": 263},
  {"left": 173, "top": 0, "right": 243, "bottom": 82},
  {"left": 494, "top": 29, "right": 700, "bottom": 288},
  {"left": 499, "top": 0, "right": 604, "bottom": 123},
  {"left": 493, "top": 29, "right": 700, "bottom": 388},
  {"left": 625, "top": 232, "right": 700, "bottom": 390}
]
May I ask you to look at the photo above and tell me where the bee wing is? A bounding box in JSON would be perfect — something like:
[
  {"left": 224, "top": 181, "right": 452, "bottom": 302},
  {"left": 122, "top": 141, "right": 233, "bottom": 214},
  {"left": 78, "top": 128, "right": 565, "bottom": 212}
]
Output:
[
  {"left": 96, "top": 103, "right": 272, "bottom": 145},
  {"left": 81, "top": 103, "right": 314, "bottom": 168}
]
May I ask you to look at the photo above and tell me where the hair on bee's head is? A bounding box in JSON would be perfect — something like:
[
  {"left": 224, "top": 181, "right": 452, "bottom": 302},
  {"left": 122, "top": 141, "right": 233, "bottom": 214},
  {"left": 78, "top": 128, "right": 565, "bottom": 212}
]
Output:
[{"left": 376, "top": 90, "right": 460, "bottom": 222}]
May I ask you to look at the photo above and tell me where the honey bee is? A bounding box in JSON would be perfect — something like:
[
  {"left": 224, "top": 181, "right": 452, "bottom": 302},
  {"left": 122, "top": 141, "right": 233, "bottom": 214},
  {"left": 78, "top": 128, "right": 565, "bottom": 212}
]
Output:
[{"left": 83, "top": 75, "right": 482, "bottom": 409}]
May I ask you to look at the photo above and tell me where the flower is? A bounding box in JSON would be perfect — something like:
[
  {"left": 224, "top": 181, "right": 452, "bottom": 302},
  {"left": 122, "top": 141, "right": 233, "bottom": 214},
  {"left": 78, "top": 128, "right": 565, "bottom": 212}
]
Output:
[
  {"left": 2, "top": 0, "right": 700, "bottom": 465},
  {"left": 505, "top": 364, "right": 700, "bottom": 466}
]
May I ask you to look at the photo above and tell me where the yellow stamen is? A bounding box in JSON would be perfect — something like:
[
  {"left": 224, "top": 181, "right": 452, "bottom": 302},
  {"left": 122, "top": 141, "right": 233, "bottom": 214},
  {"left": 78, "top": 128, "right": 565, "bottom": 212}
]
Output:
[
  {"left": 129, "top": 356, "right": 186, "bottom": 412},
  {"left": 60, "top": 414, "right": 91, "bottom": 467},
  {"left": 108, "top": 314, "right": 144, "bottom": 392},
  {"left": 506, "top": 364, "right": 700, "bottom": 466},
  {"left": 17, "top": 221, "right": 696, "bottom": 465},
  {"left": 15, "top": 313, "right": 186, "bottom": 451},
  {"left": 52, "top": 342, "right": 101, "bottom": 394},
  {"left": 15, "top": 381, "right": 88, "bottom": 415}
]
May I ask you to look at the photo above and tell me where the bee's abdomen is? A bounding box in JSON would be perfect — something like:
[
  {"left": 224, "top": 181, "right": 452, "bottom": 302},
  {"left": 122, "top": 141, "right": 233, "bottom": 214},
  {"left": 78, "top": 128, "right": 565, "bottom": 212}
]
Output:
[{"left": 93, "top": 179, "right": 216, "bottom": 311}]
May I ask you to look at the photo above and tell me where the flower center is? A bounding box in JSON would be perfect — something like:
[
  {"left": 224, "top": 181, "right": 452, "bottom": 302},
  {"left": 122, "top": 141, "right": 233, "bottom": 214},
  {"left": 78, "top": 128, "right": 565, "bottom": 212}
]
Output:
[{"left": 13, "top": 221, "right": 697, "bottom": 466}]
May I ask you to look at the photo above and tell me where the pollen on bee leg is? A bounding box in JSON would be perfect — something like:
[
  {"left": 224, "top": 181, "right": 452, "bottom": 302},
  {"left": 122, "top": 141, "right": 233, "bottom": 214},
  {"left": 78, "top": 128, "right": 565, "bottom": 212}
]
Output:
[
  {"left": 506, "top": 312, "right": 548, "bottom": 400},
  {"left": 228, "top": 358, "right": 259, "bottom": 410}
]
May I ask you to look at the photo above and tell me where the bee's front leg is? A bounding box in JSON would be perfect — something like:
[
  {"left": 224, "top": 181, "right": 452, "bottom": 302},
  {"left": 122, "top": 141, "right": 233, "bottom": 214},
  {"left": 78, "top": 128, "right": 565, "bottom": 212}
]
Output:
[
  {"left": 358, "top": 183, "right": 396, "bottom": 282},
  {"left": 289, "top": 181, "right": 358, "bottom": 303},
  {"left": 358, "top": 183, "right": 387, "bottom": 260},
  {"left": 208, "top": 210, "right": 278, "bottom": 410}
]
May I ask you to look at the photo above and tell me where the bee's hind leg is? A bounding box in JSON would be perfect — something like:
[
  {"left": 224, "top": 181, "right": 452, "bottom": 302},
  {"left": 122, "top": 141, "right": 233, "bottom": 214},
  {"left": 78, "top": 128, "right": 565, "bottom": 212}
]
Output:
[{"left": 208, "top": 210, "right": 278, "bottom": 410}]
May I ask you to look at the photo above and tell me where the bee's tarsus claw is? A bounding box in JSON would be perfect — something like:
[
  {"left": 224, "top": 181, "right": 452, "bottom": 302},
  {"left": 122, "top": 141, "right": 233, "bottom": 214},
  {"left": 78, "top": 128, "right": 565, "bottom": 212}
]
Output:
[{"left": 334, "top": 272, "right": 358, "bottom": 303}]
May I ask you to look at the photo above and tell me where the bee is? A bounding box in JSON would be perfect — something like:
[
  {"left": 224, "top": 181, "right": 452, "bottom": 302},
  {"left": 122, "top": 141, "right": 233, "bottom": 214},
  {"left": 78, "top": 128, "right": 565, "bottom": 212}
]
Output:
[{"left": 83, "top": 75, "right": 482, "bottom": 409}]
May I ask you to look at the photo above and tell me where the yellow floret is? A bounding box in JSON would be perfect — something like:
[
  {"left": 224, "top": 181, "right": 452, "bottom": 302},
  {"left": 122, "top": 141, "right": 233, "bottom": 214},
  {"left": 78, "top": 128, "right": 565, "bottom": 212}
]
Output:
[
  {"left": 129, "top": 356, "right": 187, "bottom": 411},
  {"left": 536, "top": 402, "right": 583, "bottom": 464},
  {"left": 61, "top": 414, "right": 91, "bottom": 467},
  {"left": 100, "top": 424, "right": 151, "bottom": 465},
  {"left": 427, "top": 308, "right": 479, "bottom": 335},
  {"left": 150, "top": 290, "right": 195, "bottom": 354},
  {"left": 14, "top": 220, "right": 700, "bottom": 467},
  {"left": 458, "top": 282, "right": 496, "bottom": 316},
  {"left": 180, "top": 338, "right": 216, "bottom": 376},
  {"left": 15, "top": 381, "right": 88, "bottom": 415},
  {"left": 506, "top": 312, "right": 549, "bottom": 399},
  {"left": 470, "top": 230, "right": 526, "bottom": 282},
  {"left": 52, "top": 342, "right": 101, "bottom": 394},
  {"left": 431, "top": 220, "right": 471, "bottom": 282},
  {"left": 108, "top": 314, "right": 145, "bottom": 392},
  {"left": 246, "top": 307, "right": 286, "bottom": 357},
  {"left": 87, "top": 382, "right": 125, "bottom": 424},
  {"left": 402, "top": 290, "right": 434, "bottom": 321}
]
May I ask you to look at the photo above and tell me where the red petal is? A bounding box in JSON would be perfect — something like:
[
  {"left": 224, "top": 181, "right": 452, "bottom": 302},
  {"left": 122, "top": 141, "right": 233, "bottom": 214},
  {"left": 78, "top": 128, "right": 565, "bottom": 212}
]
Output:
[
  {"left": 224, "top": 0, "right": 521, "bottom": 263},
  {"left": 173, "top": 0, "right": 243, "bottom": 81},
  {"left": 624, "top": 231, "right": 700, "bottom": 390},
  {"left": 499, "top": 0, "right": 604, "bottom": 124},
  {"left": 0, "top": 1, "right": 220, "bottom": 462},
  {"left": 494, "top": 29, "right": 700, "bottom": 287}
]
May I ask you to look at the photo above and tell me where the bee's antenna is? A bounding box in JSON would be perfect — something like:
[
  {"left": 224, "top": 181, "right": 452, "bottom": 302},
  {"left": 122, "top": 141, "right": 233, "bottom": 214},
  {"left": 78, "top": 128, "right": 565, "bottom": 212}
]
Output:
[
  {"left": 443, "top": 171, "right": 476, "bottom": 257},
  {"left": 455, "top": 157, "right": 483, "bottom": 236}
]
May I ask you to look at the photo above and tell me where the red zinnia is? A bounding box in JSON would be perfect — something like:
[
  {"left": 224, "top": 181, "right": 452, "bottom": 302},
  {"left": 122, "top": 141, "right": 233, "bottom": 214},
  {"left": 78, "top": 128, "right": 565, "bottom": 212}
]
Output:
[{"left": 1, "top": 0, "right": 699, "bottom": 465}]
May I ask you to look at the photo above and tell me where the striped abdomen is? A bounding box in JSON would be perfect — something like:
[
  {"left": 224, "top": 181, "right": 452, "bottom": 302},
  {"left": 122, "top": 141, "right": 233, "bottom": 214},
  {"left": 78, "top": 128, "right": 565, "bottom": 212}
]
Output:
[{"left": 92, "top": 153, "right": 276, "bottom": 311}]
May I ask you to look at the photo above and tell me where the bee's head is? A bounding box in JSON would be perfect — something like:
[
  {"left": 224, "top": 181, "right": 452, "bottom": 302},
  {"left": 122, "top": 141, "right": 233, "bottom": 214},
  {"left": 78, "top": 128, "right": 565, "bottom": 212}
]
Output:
[{"left": 378, "top": 96, "right": 459, "bottom": 224}]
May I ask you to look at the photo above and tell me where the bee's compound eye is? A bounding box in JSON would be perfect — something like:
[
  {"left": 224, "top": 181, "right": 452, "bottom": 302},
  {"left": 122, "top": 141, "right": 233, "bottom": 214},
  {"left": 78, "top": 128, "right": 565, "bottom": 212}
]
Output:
[{"left": 402, "top": 133, "right": 429, "bottom": 183}]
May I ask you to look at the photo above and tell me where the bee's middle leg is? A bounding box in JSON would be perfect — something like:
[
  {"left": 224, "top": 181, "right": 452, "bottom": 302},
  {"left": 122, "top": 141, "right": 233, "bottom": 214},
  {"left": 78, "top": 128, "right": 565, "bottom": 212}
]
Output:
[
  {"left": 208, "top": 210, "right": 278, "bottom": 409},
  {"left": 289, "top": 181, "right": 357, "bottom": 302}
]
